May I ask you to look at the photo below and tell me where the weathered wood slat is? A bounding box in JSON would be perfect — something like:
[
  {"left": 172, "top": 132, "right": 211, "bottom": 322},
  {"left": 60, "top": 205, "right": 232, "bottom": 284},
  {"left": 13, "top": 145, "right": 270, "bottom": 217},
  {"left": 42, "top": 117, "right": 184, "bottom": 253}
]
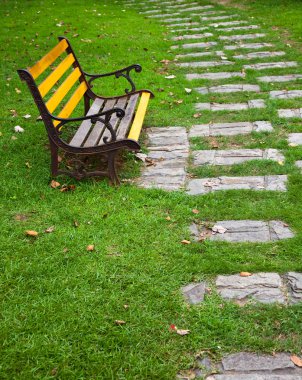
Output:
[
  {"left": 46, "top": 67, "right": 82, "bottom": 113},
  {"left": 99, "top": 97, "right": 128, "bottom": 145},
  {"left": 116, "top": 93, "right": 139, "bottom": 140},
  {"left": 128, "top": 92, "right": 150, "bottom": 141},
  {"left": 53, "top": 81, "right": 88, "bottom": 127},
  {"left": 69, "top": 98, "right": 105, "bottom": 147},
  {"left": 38, "top": 53, "right": 75, "bottom": 97},
  {"left": 29, "top": 39, "right": 68, "bottom": 80},
  {"left": 83, "top": 99, "right": 117, "bottom": 147}
]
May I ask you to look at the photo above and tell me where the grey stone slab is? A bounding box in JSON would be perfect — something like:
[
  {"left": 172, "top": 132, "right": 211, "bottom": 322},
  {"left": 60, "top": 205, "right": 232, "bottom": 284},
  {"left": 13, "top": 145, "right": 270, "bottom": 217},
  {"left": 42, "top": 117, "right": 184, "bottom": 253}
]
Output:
[
  {"left": 217, "top": 25, "right": 260, "bottom": 31},
  {"left": 193, "top": 10, "right": 227, "bottom": 16},
  {"left": 186, "top": 175, "right": 287, "bottom": 195},
  {"left": 189, "top": 121, "right": 272, "bottom": 137},
  {"left": 167, "top": 22, "right": 199, "bottom": 27},
  {"left": 269, "top": 220, "right": 294, "bottom": 240},
  {"left": 182, "top": 282, "right": 207, "bottom": 304},
  {"left": 176, "top": 51, "right": 213, "bottom": 59},
  {"left": 178, "top": 5, "right": 215, "bottom": 12},
  {"left": 162, "top": 17, "right": 191, "bottom": 23},
  {"left": 288, "top": 133, "right": 302, "bottom": 145},
  {"left": 171, "top": 32, "right": 213, "bottom": 41},
  {"left": 165, "top": 2, "right": 199, "bottom": 9},
  {"left": 177, "top": 60, "right": 233, "bottom": 68},
  {"left": 173, "top": 41, "right": 217, "bottom": 49},
  {"left": 210, "top": 20, "right": 248, "bottom": 27},
  {"left": 244, "top": 61, "right": 298, "bottom": 70},
  {"left": 257, "top": 74, "right": 302, "bottom": 82},
  {"left": 193, "top": 149, "right": 284, "bottom": 166},
  {"left": 195, "top": 99, "right": 265, "bottom": 111},
  {"left": 201, "top": 15, "right": 239, "bottom": 21},
  {"left": 221, "top": 352, "right": 294, "bottom": 371},
  {"left": 208, "top": 375, "right": 302, "bottom": 380},
  {"left": 279, "top": 109, "right": 302, "bottom": 119},
  {"left": 234, "top": 51, "right": 285, "bottom": 60},
  {"left": 148, "top": 13, "right": 180, "bottom": 18},
  {"left": 286, "top": 272, "right": 302, "bottom": 304},
  {"left": 295, "top": 160, "right": 302, "bottom": 170},
  {"left": 216, "top": 273, "right": 286, "bottom": 304},
  {"left": 224, "top": 42, "right": 273, "bottom": 50},
  {"left": 219, "top": 33, "right": 266, "bottom": 41},
  {"left": 195, "top": 84, "right": 260, "bottom": 94},
  {"left": 186, "top": 72, "right": 244, "bottom": 80},
  {"left": 139, "top": 9, "right": 161, "bottom": 14},
  {"left": 270, "top": 90, "right": 302, "bottom": 99},
  {"left": 171, "top": 27, "right": 209, "bottom": 33}
]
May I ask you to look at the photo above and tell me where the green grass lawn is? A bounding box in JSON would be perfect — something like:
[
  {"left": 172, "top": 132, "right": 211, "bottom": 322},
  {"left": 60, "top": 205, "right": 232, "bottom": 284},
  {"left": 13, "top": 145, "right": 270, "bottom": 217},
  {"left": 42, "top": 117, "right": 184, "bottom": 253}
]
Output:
[{"left": 1, "top": 0, "right": 302, "bottom": 379}]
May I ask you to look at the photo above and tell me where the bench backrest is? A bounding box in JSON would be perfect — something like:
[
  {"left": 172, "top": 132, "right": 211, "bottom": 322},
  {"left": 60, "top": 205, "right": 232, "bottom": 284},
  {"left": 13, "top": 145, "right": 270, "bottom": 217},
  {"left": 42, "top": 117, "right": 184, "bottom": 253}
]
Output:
[{"left": 18, "top": 37, "right": 88, "bottom": 128}]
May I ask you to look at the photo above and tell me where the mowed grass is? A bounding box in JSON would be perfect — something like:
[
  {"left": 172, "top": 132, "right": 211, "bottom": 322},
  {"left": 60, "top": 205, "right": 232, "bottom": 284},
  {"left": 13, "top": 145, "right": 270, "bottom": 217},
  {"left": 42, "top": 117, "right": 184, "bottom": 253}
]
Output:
[{"left": 1, "top": 0, "right": 302, "bottom": 379}]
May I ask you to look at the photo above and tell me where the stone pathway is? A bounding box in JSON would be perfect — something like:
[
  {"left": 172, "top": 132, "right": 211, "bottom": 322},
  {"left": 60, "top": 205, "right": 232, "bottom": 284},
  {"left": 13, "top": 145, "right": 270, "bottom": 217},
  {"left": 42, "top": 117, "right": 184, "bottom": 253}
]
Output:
[
  {"left": 195, "top": 99, "right": 266, "bottom": 111},
  {"left": 195, "top": 84, "right": 260, "bottom": 94},
  {"left": 278, "top": 108, "right": 302, "bottom": 118}
]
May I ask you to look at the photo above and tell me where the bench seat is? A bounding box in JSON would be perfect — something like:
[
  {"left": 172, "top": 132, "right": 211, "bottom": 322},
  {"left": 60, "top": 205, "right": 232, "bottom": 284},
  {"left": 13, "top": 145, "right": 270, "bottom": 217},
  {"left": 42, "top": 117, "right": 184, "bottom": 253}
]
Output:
[{"left": 17, "top": 36, "right": 154, "bottom": 183}]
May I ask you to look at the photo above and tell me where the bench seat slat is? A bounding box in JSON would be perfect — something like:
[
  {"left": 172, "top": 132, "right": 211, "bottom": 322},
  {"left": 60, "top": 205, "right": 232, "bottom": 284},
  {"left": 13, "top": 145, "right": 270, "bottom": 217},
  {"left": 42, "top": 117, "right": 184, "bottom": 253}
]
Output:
[
  {"left": 69, "top": 98, "right": 105, "bottom": 147},
  {"left": 53, "top": 81, "right": 88, "bottom": 127},
  {"left": 99, "top": 97, "right": 128, "bottom": 145},
  {"left": 128, "top": 92, "right": 150, "bottom": 141},
  {"left": 116, "top": 93, "right": 139, "bottom": 140},
  {"left": 38, "top": 53, "right": 75, "bottom": 98},
  {"left": 83, "top": 99, "right": 117, "bottom": 147},
  {"left": 29, "top": 39, "right": 68, "bottom": 80},
  {"left": 46, "top": 67, "right": 82, "bottom": 114}
]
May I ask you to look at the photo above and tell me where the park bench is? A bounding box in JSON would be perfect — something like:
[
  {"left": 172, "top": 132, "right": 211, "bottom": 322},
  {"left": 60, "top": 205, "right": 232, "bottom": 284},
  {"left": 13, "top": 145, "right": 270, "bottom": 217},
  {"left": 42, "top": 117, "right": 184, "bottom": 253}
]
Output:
[{"left": 17, "top": 36, "right": 154, "bottom": 184}]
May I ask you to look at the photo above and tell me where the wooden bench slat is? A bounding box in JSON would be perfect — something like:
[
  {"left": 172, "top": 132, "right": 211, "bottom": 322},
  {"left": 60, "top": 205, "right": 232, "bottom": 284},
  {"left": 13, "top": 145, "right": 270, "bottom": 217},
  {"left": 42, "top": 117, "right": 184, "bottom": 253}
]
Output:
[
  {"left": 46, "top": 67, "right": 82, "bottom": 113},
  {"left": 69, "top": 98, "right": 105, "bottom": 147},
  {"left": 99, "top": 97, "right": 128, "bottom": 145},
  {"left": 116, "top": 93, "right": 139, "bottom": 140},
  {"left": 83, "top": 99, "right": 117, "bottom": 147},
  {"left": 53, "top": 81, "right": 88, "bottom": 127},
  {"left": 128, "top": 92, "right": 150, "bottom": 141},
  {"left": 29, "top": 39, "right": 68, "bottom": 80},
  {"left": 38, "top": 53, "right": 75, "bottom": 98}
]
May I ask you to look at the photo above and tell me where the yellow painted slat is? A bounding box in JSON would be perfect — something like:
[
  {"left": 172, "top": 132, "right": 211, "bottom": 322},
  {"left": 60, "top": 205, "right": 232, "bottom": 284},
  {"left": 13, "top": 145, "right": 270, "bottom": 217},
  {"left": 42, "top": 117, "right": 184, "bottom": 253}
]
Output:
[
  {"left": 29, "top": 39, "right": 68, "bottom": 80},
  {"left": 127, "top": 92, "right": 150, "bottom": 141},
  {"left": 38, "top": 53, "right": 75, "bottom": 97},
  {"left": 46, "top": 68, "right": 81, "bottom": 113},
  {"left": 53, "top": 81, "right": 88, "bottom": 127}
]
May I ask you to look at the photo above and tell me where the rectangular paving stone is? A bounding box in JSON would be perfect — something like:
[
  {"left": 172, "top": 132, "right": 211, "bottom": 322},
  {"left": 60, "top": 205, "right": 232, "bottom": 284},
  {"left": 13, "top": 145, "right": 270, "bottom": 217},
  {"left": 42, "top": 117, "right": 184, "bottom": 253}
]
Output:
[
  {"left": 186, "top": 175, "right": 287, "bottom": 195},
  {"left": 210, "top": 20, "right": 248, "bottom": 27},
  {"left": 148, "top": 13, "right": 180, "bottom": 18},
  {"left": 172, "top": 41, "right": 217, "bottom": 49},
  {"left": 244, "top": 61, "right": 298, "bottom": 70},
  {"left": 224, "top": 42, "right": 273, "bottom": 50},
  {"left": 179, "top": 5, "right": 215, "bottom": 12},
  {"left": 163, "top": 17, "right": 192, "bottom": 23},
  {"left": 216, "top": 273, "right": 286, "bottom": 304},
  {"left": 270, "top": 90, "right": 302, "bottom": 99},
  {"left": 176, "top": 51, "right": 213, "bottom": 59},
  {"left": 219, "top": 33, "right": 266, "bottom": 41},
  {"left": 167, "top": 22, "right": 199, "bottom": 27},
  {"left": 288, "top": 133, "right": 302, "bottom": 145},
  {"left": 279, "top": 109, "right": 302, "bottom": 119},
  {"left": 193, "top": 149, "right": 284, "bottom": 166},
  {"left": 195, "top": 84, "right": 260, "bottom": 94},
  {"left": 177, "top": 60, "right": 234, "bottom": 68},
  {"left": 295, "top": 160, "right": 302, "bottom": 170},
  {"left": 195, "top": 99, "right": 265, "bottom": 111},
  {"left": 192, "top": 11, "right": 227, "bottom": 16},
  {"left": 234, "top": 51, "right": 285, "bottom": 59},
  {"left": 286, "top": 272, "right": 302, "bottom": 304},
  {"left": 222, "top": 352, "right": 295, "bottom": 372},
  {"left": 210, "top": 375, "right": 302, "bottom": 380},
  {"left": 189, "top": 121, "right": 273, "bottom": 137},
  {"left": 217, "top": 25, "right": 260, "bottom": 31},
  {"left": 257, "top": 74, "right": 302, "bottom": 82},
  {"left": 201, "top": 15, "right": 239, "bottom": 21},
  {"left": 171, "top": 33, "right": 213, "bottom": 41},
  {"left": 186, "top": 72, "right": 244, "bottom": 80},
  {"left": 165, "top": 2, "right": 199, "bottom": 8},
  {"left": 171, "top": 27, "right": 209, "bottom": 33}
]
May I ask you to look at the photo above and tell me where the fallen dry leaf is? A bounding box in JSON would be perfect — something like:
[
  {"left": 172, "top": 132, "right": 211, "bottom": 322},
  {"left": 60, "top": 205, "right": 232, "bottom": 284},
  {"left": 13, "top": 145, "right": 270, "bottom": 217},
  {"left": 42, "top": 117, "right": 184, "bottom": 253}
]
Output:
[
  {"left": 185, "top": 88, "right": 192, "bottom": 94},
  {"left": 166, "top": 216, "right": 171, "bottom": 221},
  {"left": 240, "top": 272, "right": 252, "bottom": 277},
  {"left": 160, "top": 59, "right": 170, "bottom": 64},
  {"left": 176, "top": 329, "right": 190, "bottom": 336},
  {"left": 175, "top": 99, "right": 183, "bottom": 104},
  {"left": 192, "top": 209, "right": 199, "bottom": 214},
  {"left": 60, "top": 184, "right": 76, "bottom": 192},
  {"left": 74, "top": 220, "right": 79, "bottom": 227},
  {"left": 291, "top": 355, "right": 302, "bottom": 367},
  {"left": 123, "top": 304, "right": 129, "bottom": 309},
  {"left": 181, "top": 239, "right": 191, "bottom": 245},
  {"left": 50, "top": 180, "right": 61, "bottom": 188},
  {"left": 26, "top": 230, "right": 38, "bottom": 237},
  {"left": 45, "top": 226, "right": 55, "bottom": 233},
  {"left": 165, "top": 75, "right": 176, "bottom": 79},
  {"left": 115, "top": 320, "right": 126, "bottom": 325},
  {"left": 212, "top": 225, "right": 227, "bottom": 234},
  {"left": 10, "top": 109, "right": 18, "bottom": 117},
  {"left": 14, "top": 214, "right": 28, "bottom": 221},
  {"left": 14, "top": 125, "right": 24, "bottom": 133},
  {"left": 86, "top": 244, "right": 95, "bottom": 251},
  {"left": 15, "top": 88, "right": 21, "bottom": 94},
  {"left": 193, "top": 113, "right": 202, "bottom": 118},
  {"left": 177, "top": 370, "right": 196, "bottom": 380},
  {"left": 23, "top": 114, "right": 31, "bottom": 119}
]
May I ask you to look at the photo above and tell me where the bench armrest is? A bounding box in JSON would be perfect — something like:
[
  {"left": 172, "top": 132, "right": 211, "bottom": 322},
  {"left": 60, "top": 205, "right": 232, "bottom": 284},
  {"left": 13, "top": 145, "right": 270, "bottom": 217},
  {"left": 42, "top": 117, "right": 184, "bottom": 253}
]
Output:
[
  {"left": 84, "top": 64, "right": 142, "bottom": 94},
  {"left": 50, "top": 108, "right": 125, "bottom": 144}
]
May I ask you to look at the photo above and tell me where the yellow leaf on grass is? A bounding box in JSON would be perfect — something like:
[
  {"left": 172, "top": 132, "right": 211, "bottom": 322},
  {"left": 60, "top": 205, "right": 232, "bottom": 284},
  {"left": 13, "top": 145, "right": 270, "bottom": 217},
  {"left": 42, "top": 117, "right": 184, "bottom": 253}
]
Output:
[
  {"left": 50, "top": 180, "right": 61, "bottom": 188},
  {"left": 26, "top": 230, "right": 38, "bottom": 237},
  {"left": 291, "top": 355, "right": 302, "bottom": 367},
  {"left": 240, "top": 272, "right": 252, "bottom": 277},
  {"left": 115, "top": 320, "right": 126, "bottom": 325},
  {"left": 86, "top": 245, "right": 95, "bottom": 251},
  {"left": 181, "top": 240, "right": 191, "bottom": 245},
  {"left": 192, "top": 209, "right": 199, "bottom": 214}
]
